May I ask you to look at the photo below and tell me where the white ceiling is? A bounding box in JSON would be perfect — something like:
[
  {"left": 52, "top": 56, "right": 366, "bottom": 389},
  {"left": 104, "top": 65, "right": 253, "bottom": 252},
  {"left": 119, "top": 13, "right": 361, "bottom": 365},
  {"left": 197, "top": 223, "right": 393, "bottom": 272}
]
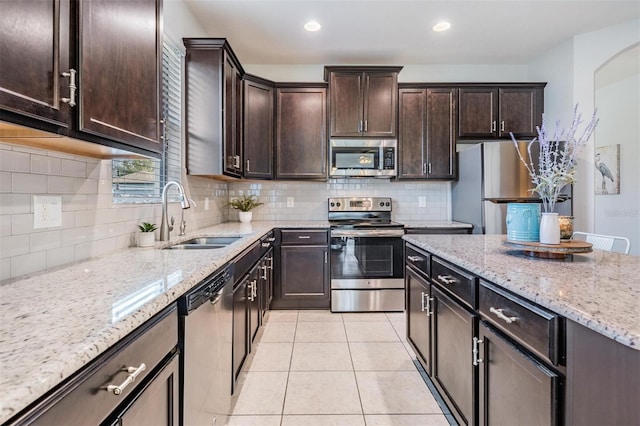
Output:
[{"left": 182, "top": 0, "right": 639, "bottom": 65}]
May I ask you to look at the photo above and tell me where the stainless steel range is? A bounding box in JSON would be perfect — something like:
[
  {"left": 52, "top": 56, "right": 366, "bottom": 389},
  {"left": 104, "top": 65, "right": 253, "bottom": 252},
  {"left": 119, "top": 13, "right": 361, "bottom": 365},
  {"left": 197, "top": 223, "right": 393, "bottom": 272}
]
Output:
[{"left": 328, "top": 197, "right": 405, "bottom": 312}]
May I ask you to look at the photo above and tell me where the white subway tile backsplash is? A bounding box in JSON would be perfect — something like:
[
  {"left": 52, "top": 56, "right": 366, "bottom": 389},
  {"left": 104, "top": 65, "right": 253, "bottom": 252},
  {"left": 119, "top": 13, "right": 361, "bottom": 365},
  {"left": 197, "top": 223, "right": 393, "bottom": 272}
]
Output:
[
  {"left": 0, "top": 194, "right": 31, "bottom": 215},
  {"left": 0, "top": 258, "right": 10, "bottom": 281},
  {"left": 12, "top": 173, "right": 48, "bottom": 193},
  {"left": 0, "top": 234, "right": 30, "bottom": 259},
  {"left": 0, "top": 172, "right": 11, "bottom": 193},
  {"left": 0, "top": 150, "right": 30, "bottom": 172},
  {"left": 60, "top": 159, "right": 87, "bottom": 178},
  {"left": 31, "top": 155, "right": 62, "bottom": 175},
  {"left": 11, "top": 214, "right": 34, "bottom": 235},
  {"left": 74, "top": 178, "right": 98, "bottom": 194},
  {"left": 11, "top": 251, "right": 47, "bottom": 277},
  {"left": 46, "top": 246, "right": 75, "bottom": 269},
  {"left": 0, "top": 215, "right": 11, "bottom": 237},
  {"left": 30, "top": 230, "right": 62, "bottom": 252},
  {"left": 48, "top": 176, "right": 76, "bottom": 194}
]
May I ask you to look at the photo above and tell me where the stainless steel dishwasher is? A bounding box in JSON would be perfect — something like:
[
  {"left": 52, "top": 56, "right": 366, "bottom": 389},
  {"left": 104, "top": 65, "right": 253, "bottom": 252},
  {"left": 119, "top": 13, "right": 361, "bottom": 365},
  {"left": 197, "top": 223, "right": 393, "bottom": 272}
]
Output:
[{"left": 179, "top": 264, "right": 234, "bottom": 426}]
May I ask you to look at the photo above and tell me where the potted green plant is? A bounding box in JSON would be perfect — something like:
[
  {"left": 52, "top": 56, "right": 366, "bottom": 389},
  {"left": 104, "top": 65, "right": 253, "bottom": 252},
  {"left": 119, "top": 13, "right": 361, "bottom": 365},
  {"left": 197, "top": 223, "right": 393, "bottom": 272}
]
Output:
[
  {"left": 227, "top": 194, "right": 264, "bottom": 223},
  {"left": 137, "top": 222, "right": 157, "bottom": 247}
]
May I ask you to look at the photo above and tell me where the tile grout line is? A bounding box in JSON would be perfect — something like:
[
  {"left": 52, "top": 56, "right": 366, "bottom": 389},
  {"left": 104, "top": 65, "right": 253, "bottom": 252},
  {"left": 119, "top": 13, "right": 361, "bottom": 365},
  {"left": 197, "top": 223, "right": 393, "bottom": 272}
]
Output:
[
  {"left": 343, "top": 312, "right": 367, "bottom": 425},
  {"left": 279, "top": 310, "right": 299, "bottom": 425}
]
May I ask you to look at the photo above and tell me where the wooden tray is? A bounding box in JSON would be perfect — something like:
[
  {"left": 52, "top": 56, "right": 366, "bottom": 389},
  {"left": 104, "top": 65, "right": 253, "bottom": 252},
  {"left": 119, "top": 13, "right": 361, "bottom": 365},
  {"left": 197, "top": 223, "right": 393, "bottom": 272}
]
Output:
[{"left": 502, "top": 239, "right": 593, "bottom": 259}]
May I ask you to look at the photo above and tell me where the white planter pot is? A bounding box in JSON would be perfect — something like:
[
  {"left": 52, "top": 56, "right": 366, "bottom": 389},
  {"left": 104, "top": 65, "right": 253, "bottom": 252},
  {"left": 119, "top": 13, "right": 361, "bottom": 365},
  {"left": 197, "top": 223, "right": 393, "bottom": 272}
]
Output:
[
  {"left": 138, "top": 232, "right": 155, "bottom": 247},
  {"left": 238, "top": 211, "right": 252, "bottom": 223},
  {"left": 539, "top": 213, "right": 560, "bottom": 245}
]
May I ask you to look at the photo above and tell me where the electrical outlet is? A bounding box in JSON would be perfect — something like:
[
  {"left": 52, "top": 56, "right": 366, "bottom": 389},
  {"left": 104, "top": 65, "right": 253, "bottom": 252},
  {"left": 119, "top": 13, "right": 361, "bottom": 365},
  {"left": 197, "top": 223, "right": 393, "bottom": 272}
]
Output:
[
  {"left": 287, "top": 197, "right": 295, "bottom": 208},
  {"left": 34, "top": 195, "right": 62, "bottom": 229},
  {"left": 418, "top": 196, "right": 427, "bottom": 208},
  {"left": 204, "top": 197, "right": 210, "bottom": 211}
]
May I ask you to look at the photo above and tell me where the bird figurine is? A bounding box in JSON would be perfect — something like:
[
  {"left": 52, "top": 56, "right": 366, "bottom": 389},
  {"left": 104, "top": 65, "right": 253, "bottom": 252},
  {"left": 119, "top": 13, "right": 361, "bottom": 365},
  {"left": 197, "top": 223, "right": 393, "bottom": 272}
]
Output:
[{"left": 595, "top": 152, "right": 614, "bottom": 194}]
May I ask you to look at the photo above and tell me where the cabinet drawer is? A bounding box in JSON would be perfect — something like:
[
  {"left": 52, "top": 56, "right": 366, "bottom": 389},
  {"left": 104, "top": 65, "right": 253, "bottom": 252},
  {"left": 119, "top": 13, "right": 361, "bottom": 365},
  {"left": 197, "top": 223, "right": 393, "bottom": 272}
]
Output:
[
  {"left": 405, "top": 244, "right": 430, "bottom": 278},
  {"left": 281, "top": 229, "right": 328, "bottom": 245},
  {"left": 479, "top": 281, "right": 562, "bottom": 365},
  {"left": 431, "top": 257, "right": 477, "bottom": 309},
  {"left": 18, "top": 306, "right": 178, "bottom": 426}
]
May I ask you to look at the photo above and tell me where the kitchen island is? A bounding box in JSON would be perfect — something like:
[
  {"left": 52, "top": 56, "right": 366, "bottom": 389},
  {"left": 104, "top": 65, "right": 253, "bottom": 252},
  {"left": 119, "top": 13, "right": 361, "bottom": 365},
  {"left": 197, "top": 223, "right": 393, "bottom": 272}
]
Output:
[{"left": 403, "top": 234, "right": 639, "bottom": 425}]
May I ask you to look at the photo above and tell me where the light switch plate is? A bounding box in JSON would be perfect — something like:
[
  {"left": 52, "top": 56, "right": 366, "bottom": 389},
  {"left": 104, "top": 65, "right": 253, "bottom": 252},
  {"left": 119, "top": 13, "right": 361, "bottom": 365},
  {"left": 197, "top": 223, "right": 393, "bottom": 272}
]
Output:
[
  {"left": 34, "top": 195, "right": 62, "bottom": 229},
  {"left": 287, "top": 197, "right": 295, "bottom": 208},
  {"left": 419, "top": 196, "right": 427, "bottom": 208}
]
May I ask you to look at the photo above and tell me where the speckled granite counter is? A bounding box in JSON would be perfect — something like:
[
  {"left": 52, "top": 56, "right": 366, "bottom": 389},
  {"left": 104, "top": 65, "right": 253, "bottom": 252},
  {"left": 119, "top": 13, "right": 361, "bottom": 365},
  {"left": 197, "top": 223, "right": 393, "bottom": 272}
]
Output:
[
  {"left": 0, "top": 221, "right": 328, "bottom": 424},
  {"left": 400, "top": 220, "right": 473, "bottom": 229},
  {"left": 404, "top": 234, "right": 640, "bottom": 350}
]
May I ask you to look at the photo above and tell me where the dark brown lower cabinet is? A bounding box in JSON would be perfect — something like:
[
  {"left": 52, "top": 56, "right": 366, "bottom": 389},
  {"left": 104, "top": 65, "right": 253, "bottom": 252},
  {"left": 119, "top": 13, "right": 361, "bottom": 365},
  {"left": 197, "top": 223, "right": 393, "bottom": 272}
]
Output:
[
  {"left": 273, "top": 229, "right": 330, "bottom": 309},
  {"left": 247, "top": 267, "right": 260, "bottom": 344},
  {"left": 406, "top": 266, "right": 432, "bottom": 374},
  {"left": 478, "top": 321, "right": 560, "bottom": 426},
  {"left": 107, "top": 353, "right": 179, "bottom": 426},
  {"left": 431, "top": 285, "right": 477, "bottom": 425}
]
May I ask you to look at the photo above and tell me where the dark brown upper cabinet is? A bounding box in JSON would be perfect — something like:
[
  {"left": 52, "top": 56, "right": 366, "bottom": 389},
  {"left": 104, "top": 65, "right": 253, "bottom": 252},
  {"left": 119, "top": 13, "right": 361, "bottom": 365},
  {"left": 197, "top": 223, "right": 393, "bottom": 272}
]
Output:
[
  {"left": 398, "top": 86, "right": 457, "bottom": 180},
  {"left": 243, "top": 75, "right": 275, "bottom": 179},
  {"left": 0, "top": 0, "right": 163, "bottom": 158},
  {"left": 324, "top": 66, "right": 402, "bottom": 138},
  {"left": 458, "top": 84, "right": 545, "bottom": 140},
  {"left": 275, "top": 84, "right": 327, "bottom": 180},
  {"left": 184, "top": 38, "right": 245, "bottom": 177}
]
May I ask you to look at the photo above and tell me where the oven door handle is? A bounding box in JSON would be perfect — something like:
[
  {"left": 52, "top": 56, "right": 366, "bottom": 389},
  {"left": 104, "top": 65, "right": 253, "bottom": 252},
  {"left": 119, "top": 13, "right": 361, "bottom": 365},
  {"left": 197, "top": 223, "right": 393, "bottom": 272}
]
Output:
[{"left": 330, "top": 229, "right": 405, "bottom": 238}]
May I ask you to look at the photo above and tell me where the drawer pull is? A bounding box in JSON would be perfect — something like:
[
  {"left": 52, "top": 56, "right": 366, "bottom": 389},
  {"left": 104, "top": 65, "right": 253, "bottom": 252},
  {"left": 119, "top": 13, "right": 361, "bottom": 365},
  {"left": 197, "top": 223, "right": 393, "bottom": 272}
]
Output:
[
  {"left": 106, "top": 363, "right": 146, "bottom": 395},
  {"left": 407, "top": 255, "right": 423, "bottom": 262},
  {"left": 437, "top": 275, "right": 457, "bottom": 285},
  {"left": 473, "top": 337, "right": 484, "bottom": 366},
  {"left": 490, "top": 307, "right": 518, "bottom": 324},
  {"left": 298, "top": 235, "right": 311, "bottom": 239}
]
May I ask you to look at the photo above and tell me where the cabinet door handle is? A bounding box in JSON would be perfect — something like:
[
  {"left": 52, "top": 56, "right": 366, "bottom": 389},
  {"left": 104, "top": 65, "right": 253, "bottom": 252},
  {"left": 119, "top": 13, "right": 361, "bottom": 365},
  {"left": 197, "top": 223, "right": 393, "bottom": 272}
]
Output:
[
  {"left": 489, "top": 307, "right": 518, "bottom": 324},
  {"left": 261, "top": 265, "right": 268, "bottom": 280},
  {"left": 297, "top": 235, "right": 310, "bottom": 239},
  {"left": 491, "top": 120, "right": 496, "bottom": 132},
  {"left": 500, "top": 121, "right": 505, "bottom": 132},
  {"left": 246, "top": 159, "right": 250, "bottom": 172},
  {"left": 364, "top": 120, "right": 368, "bottom": 132},
  {"left": 437, "top": 275, "right": 457, "bottom": 285},
  {"left": 472, "top": 337, "right": 483, "bottom": 366},
  {"left": 407, "top": 255, "right": 423, "bottom": 262},
  {"left": 106, "top": 363, "right": 146, "bottom": 395},
  {"left": 420, "top": 292, "right": 427, "bottom": 312},
  {"left": 427, "top": 296, "right": 434, "bottom": 316},
  {"left": 428, "top": 163, "right": 432, "bottom": 174},
  {"left": 61, "top": 69, "right": 77, "bottom": 107},
  {"left": 422, "top": 163, "right": 426, "bottom": 175},
  {"left": 234, "top": 155, "right": 241, "bottom": 169},
  {"left": 324, "top": 251, "right": 328, "bottom": 264}
]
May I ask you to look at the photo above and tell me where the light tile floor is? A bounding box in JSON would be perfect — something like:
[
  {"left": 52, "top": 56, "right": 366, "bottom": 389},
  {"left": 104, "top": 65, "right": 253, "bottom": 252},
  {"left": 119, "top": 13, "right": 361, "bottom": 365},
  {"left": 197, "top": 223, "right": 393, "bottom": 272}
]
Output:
[{"left": 227, "top": 310, "right": 449, "bottom": 426}]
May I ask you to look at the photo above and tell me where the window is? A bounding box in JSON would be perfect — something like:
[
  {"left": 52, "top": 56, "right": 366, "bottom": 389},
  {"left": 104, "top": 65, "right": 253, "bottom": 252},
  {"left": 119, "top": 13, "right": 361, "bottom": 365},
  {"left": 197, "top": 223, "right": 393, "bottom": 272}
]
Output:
[{"left": 112, "top": 39, "right": 183, "bottom": 202}]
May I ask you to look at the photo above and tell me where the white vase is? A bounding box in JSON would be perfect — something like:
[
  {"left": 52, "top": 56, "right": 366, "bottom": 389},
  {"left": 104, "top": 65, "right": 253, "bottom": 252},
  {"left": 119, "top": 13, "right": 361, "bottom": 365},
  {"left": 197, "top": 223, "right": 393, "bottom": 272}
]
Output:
[
  {"left": 238, "top": 211, "right": 252, "bottom": 223},
  {"left": 539, "top": 213, "right": 560, "bottom": 245},
  {"left": 138, "top": 232, "right": 155, "bottom": 247}
]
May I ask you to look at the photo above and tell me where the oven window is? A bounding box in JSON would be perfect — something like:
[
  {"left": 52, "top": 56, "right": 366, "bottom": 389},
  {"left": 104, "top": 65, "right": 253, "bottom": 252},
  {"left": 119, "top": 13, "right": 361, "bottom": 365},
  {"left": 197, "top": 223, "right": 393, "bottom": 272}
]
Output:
[{"left": 330, "top": 236, "right": 403, "bottom": 279}]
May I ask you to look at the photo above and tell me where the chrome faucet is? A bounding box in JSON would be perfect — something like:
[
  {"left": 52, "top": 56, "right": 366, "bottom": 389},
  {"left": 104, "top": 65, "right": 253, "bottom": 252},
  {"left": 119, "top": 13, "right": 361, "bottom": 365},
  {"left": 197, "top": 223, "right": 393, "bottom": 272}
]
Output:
[
  {"left": 159, "top": 181, "right": 190, "bottom": 241},
  {"left": 179, "top": 198, "right": 197, "bottom": 236}
]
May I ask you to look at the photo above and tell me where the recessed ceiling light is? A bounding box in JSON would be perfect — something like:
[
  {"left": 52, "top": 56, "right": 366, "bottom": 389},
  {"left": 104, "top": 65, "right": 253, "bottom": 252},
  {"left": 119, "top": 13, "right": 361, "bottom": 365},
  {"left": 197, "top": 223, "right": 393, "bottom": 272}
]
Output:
[
  {"left": 433, "top": 21, "right": 451, "bottom": 32},
  {"left": 304, "top": 21, "right": 321, "bottom": 32}
]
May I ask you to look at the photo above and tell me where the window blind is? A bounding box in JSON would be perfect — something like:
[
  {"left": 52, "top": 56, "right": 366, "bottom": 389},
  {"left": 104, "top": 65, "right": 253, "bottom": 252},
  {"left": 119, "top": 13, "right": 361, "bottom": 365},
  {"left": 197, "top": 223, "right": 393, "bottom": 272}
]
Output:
[{"left": 112, "top": 39, "right": 183, "bottom": 202}]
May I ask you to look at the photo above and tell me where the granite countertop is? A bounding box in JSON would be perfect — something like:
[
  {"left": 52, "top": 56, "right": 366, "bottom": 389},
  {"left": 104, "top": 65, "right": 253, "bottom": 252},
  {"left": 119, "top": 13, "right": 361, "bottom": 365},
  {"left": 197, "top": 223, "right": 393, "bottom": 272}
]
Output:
[
  {"left": 0, "top": 221, "right": 329, "bottom": 424},
  {"left": 403, "top": 234, "right": 640, "bottom": 350},
  {"left": 400, "top": 220, "right": 473, "bottom": 228}
]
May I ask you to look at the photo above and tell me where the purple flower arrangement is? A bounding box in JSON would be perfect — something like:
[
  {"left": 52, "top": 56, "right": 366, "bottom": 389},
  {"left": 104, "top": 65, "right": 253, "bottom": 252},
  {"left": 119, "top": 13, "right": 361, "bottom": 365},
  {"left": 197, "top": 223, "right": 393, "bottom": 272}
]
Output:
[{"left": 510, "top": 105, "right": 599, "bottom": 213}]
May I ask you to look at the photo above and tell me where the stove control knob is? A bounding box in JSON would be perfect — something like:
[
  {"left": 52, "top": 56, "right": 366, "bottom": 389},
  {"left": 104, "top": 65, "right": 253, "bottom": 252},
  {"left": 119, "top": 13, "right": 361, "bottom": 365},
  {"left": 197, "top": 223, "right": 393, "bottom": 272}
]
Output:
[
  {"left": 379, "top": 202, "right": 384, "bottom": 207},
  {"left": 385, "top": 202, "right": 390, "bottom": 207},
  {"left": 330, "top": 202, "right": 335, "bottom": 207},
  {"left": 336, "top": 202, "right": 341, "bottom": 207}
]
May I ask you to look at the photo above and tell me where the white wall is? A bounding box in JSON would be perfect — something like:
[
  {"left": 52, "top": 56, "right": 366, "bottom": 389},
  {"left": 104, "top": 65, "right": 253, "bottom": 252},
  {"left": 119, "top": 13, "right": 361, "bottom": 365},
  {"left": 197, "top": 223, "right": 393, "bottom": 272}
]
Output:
[{"left": 527, "top": 19, "right": 640, "bottom": 239}]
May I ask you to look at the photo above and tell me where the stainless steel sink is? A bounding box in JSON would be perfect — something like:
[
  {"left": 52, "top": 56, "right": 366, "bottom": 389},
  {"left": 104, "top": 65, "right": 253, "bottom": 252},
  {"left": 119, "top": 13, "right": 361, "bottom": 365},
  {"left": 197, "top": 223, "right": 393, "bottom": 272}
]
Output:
[{"left": 166, "top": 236, "right": 242, "bottom": 250}]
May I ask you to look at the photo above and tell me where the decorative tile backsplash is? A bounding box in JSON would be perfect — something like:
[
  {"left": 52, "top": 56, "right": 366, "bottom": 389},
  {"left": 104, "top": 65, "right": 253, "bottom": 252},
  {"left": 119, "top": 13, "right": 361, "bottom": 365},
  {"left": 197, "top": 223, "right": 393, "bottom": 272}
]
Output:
[{"left": 0, "top": 142, "right": 450, "bottom": 281}]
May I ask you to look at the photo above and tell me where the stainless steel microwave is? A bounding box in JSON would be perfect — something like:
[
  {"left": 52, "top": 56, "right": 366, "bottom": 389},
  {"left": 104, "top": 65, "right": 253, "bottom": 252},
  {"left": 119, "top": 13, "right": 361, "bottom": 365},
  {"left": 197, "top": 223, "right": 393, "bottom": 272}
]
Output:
[{"left": 329, "top": 139, "right": 397, "bottom": 178}]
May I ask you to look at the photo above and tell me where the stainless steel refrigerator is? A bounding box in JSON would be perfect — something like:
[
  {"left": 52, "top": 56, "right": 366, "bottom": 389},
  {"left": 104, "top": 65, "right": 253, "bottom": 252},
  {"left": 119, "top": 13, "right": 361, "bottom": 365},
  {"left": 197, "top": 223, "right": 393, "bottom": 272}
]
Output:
[{"left": 452, "top": 142, "right": 572, "bottom": 234}]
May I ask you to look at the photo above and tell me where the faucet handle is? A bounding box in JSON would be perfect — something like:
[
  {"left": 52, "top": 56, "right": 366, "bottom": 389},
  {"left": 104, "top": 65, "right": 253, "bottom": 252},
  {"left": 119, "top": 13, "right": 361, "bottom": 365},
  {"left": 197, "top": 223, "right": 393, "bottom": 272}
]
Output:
[
  {"left": 179, "top": 220, "right": 187, "bottom": 236},
  {"left": 169, "top": 216, "right": 174, "bottom": 232}
]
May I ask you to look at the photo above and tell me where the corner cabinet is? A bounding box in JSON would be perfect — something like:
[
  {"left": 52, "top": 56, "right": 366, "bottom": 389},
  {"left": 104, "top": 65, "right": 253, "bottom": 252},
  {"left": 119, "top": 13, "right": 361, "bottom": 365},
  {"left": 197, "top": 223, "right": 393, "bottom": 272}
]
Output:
[
  {"left": 184, "top": 38, "right": 245, "bottom": 177},
  {"left": 325, "top": 66, "right": 402, "bottom": 138},
  {"left": 398, "top": 86, "right": 457, "bottom": 179},
  {"left": 0, "top": 0, "right": 163, "bottom": 157},
  {"left": 275, "top": 84, "right": 327, "bottom": 179},
  {"left": 243, "top": 75, "right": 275, "bottom": 179},
  {"left": 458, "top": 84, "right": 545, "bottom": 140}
]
